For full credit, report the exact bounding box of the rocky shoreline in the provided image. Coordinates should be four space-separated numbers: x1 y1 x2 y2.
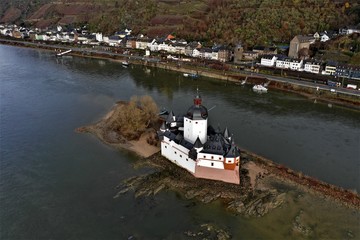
76 101 360 217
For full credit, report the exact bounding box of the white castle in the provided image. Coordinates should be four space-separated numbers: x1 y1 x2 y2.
158 91 240 184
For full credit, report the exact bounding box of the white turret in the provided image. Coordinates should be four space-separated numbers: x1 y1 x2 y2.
183 92 208 144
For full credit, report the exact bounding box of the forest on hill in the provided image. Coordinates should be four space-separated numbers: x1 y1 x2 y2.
1 0 359 48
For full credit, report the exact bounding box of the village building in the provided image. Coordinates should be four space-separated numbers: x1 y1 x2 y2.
276 56 291 69
217 47 231 62
289 59 304 71
304 61 322 74
288 35 315 59
242 51 258 61
252 46 277 56
233 44 244 64
323 62 337 75
336 64 360 80
339 25 360 35
260 55 278 67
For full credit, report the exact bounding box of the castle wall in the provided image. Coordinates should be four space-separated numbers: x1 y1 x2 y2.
197 158 224 169
161 138 196 173
194 165 240 185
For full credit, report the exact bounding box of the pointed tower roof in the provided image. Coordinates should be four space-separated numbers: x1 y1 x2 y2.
223 127 230 139
175 133 183 142
160 122 166 131
193 137 203 149
225 138 240 158
166 111 175 123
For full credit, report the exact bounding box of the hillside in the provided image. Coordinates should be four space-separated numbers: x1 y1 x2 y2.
1 0 359 47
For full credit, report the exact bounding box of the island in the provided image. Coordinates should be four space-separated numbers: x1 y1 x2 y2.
76 94 359 237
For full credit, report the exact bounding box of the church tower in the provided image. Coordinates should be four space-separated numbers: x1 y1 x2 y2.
183 91 208 144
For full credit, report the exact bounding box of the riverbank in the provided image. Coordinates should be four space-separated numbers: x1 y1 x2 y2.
1 38 359 110
76 101 360 214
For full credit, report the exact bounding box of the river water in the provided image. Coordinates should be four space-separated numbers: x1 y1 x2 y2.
0 45 359 239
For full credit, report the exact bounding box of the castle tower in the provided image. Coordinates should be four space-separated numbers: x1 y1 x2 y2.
184 91 208 144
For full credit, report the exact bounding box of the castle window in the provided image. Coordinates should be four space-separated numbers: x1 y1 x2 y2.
165 146 167 148
175 151 177 154
211 162 214 166
195 122 198 124
203 155 206 159
219 157 222 160
186 158 188 161
211 156 214 159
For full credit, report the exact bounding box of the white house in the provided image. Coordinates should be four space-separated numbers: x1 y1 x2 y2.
304 61 321 74
95 33 103 42
200 48 212 59
174 42 186 55
320 33 330 42
313 32 320 40
136 37 150 50
260 55 278 67
339 26 360 35
276 57 291 69
107 35 122 46
289 59 303 71
211 50 219 61
192 48 201 58
323 63 337 75
149 39 159 52
158 41 171 52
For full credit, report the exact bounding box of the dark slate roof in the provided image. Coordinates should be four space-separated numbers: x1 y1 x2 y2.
291 59 302 63
164 130 177 140
163 130 193 150
326 61 338 67
262 55 276 59
193 137 203 148
186 105 208 120
295 35 315 43
304 60 322 65
201 133 228 155
225 141 241 158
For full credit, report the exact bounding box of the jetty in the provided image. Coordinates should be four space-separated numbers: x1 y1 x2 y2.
56 49 72 57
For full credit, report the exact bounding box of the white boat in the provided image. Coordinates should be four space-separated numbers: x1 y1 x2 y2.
253 84 268 93
122 61 129 67
183 73 189 77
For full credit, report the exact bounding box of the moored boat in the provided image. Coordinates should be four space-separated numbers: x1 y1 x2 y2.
253 84 268 93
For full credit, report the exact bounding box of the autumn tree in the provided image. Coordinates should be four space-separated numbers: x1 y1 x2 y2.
108 95 159 140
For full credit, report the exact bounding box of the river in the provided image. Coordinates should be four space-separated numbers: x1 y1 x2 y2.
0 45 359 239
